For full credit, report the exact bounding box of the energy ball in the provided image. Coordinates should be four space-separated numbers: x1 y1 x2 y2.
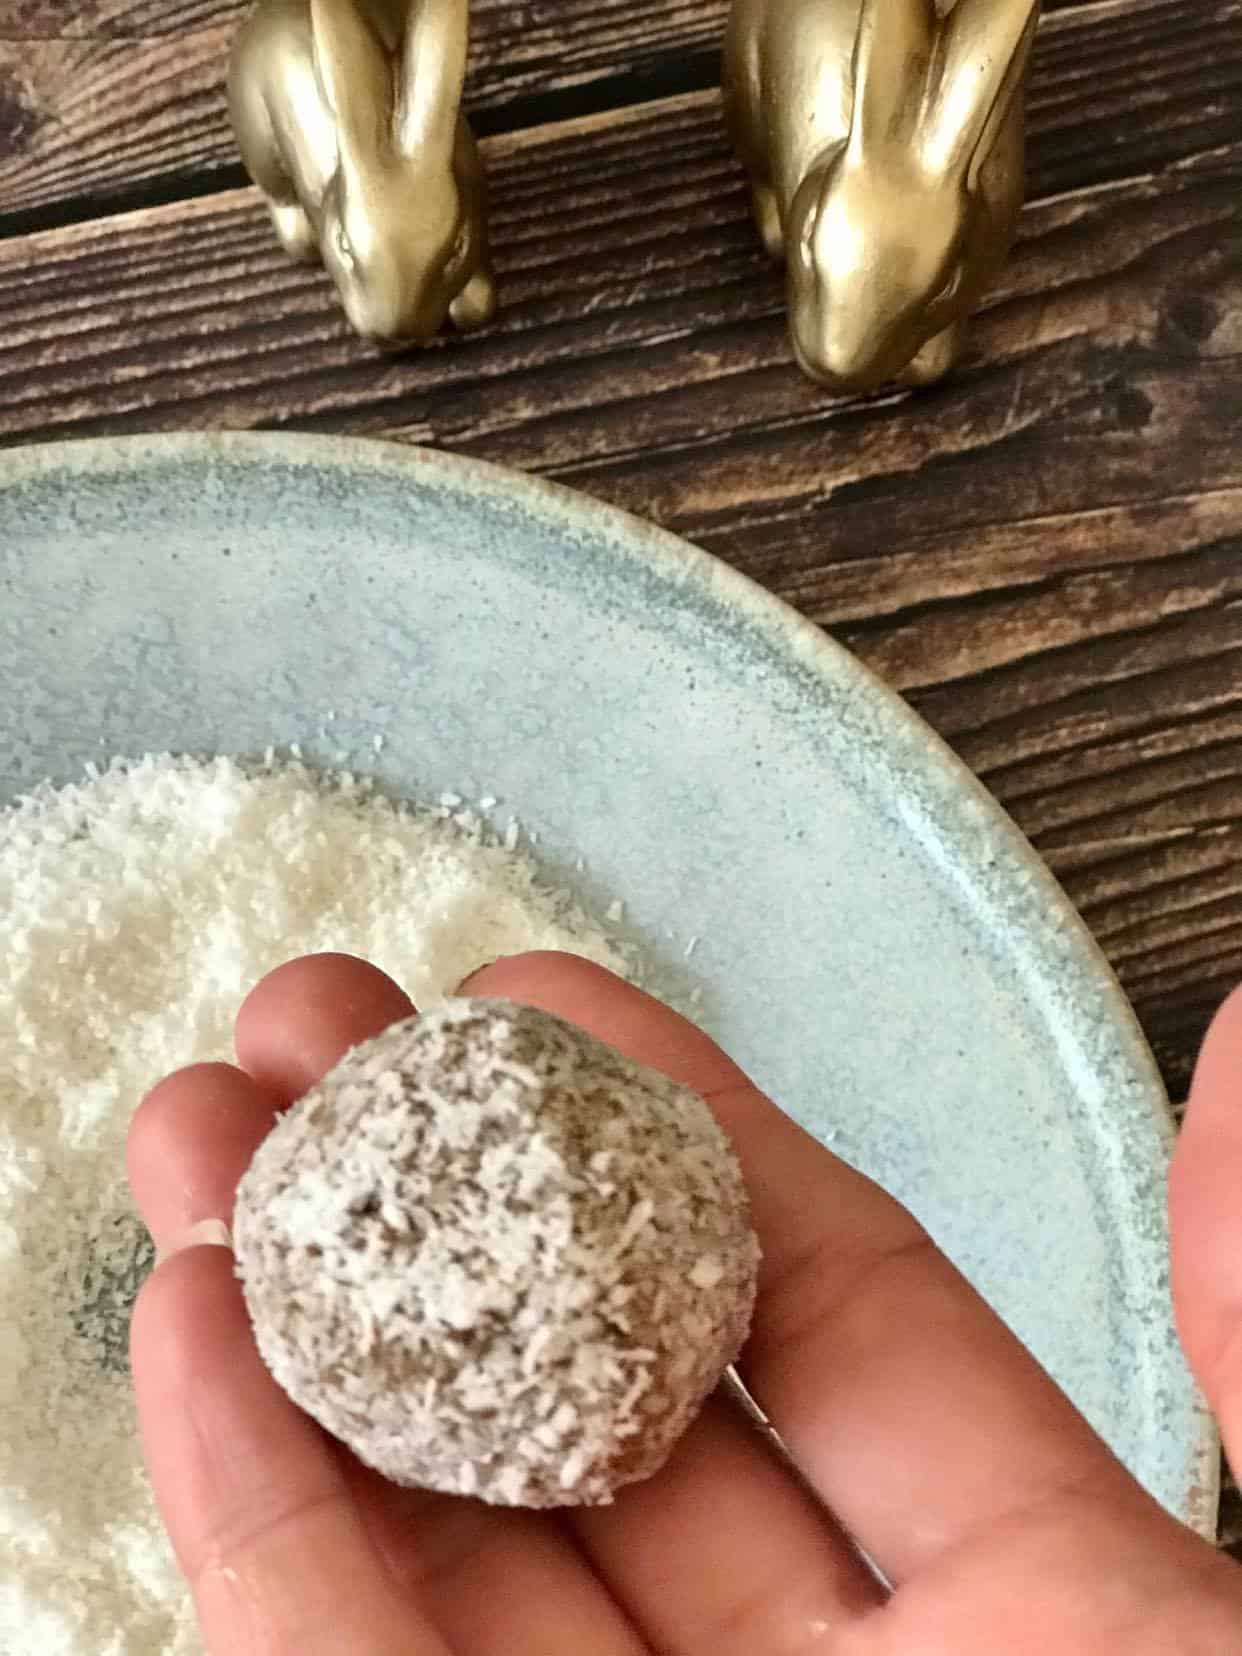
233 997 760 1506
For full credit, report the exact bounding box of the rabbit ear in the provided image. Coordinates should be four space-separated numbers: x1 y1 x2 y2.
395 0 469 163
848 0 937 155
922 0 1040 184
311 0 394 158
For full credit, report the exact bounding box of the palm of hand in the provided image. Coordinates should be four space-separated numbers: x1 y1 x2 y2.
129 953 1242 1655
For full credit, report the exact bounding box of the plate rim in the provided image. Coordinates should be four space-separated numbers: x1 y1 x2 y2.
2 429 1220 1536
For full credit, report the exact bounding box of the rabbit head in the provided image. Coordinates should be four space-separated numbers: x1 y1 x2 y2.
311 0 479 341
787 0 1039 391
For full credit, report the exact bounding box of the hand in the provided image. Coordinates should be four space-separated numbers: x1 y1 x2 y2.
128 952 1242 1655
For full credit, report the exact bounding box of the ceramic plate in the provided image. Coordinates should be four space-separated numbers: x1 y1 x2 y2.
0 432 1216 1536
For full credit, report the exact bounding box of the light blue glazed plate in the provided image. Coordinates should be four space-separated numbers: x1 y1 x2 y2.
0 431 1216 1536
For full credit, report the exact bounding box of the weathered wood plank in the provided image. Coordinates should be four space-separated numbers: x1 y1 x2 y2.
0 0 711 218
1 0 1237 219
0 0 1115 37
4 0 226 30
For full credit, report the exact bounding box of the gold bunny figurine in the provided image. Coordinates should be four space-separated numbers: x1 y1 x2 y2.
228 0 495 343
724 0 1041 391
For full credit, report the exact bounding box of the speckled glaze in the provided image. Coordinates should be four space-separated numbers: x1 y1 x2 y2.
0 432 1217 1537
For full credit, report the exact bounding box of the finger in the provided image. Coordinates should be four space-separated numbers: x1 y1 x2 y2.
574 1393 883 1655
1170 982 1242 1468
230 954 649 1656
346 1472 651 1656
131 982 445 1654
128 1061 281 1244
464 953 1149 1585
127 952 416 1246
234 951 413 1100
241 956 880 1649
444 951 883 1652
131 1246 446 1656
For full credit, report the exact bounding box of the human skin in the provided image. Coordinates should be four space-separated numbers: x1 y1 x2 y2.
128 952 1242 1655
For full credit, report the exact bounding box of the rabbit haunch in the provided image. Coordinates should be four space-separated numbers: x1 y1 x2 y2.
234 1000 761 1507
725 0 1041 390
229 0 496 342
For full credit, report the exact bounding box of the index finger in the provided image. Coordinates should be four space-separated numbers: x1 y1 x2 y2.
129 967 450 1656
463 952 1151 1583
131 955 651 1656
132 1249 446 1656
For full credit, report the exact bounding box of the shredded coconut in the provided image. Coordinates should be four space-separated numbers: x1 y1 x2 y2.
234 1001 758 1508
0 752 632 1655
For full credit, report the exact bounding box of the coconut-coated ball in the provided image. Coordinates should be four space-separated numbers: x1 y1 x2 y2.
233 998 760 1506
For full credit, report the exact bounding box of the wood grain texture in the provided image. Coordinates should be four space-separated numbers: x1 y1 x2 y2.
3 0 1235 218
3 0 228 31
0 0 1112 35
0 0 714 218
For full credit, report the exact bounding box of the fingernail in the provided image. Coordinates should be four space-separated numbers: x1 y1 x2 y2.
155 1218 233 1267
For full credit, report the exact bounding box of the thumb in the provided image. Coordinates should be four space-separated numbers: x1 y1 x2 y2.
1169 983 1242 1472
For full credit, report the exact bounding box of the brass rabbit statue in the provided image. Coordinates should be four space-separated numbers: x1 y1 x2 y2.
228 0 495 343
724 0 1041 391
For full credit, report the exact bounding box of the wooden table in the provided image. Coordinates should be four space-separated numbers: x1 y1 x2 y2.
2 0 1239 1552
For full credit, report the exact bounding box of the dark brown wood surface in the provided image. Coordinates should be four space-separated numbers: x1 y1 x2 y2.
1 0 1225 220
1 0 1240 1555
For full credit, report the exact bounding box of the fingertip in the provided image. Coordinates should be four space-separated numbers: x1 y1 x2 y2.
130 1244 327 1562
236 952 415 1102
128 1062 213 1196
459 951 745 1096
128 1062 275 1248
